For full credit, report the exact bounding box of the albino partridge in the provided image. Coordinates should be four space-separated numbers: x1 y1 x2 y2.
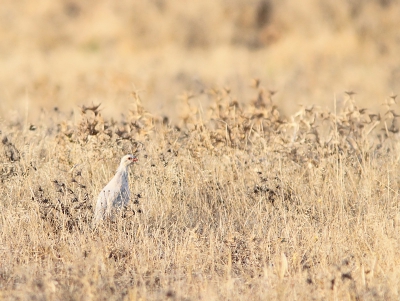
93 154 138 223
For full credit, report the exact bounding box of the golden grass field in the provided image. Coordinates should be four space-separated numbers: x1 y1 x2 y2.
1 1 400 300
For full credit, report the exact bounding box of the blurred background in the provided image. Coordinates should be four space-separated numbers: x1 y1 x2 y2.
0 0 399 121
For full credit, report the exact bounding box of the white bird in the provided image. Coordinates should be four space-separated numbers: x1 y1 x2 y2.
93 154 138 223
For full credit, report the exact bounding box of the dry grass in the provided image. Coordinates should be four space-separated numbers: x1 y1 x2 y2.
1 1 400 300
1 86 400 300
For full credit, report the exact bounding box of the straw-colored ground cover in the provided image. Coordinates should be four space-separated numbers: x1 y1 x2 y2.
1 89 400 300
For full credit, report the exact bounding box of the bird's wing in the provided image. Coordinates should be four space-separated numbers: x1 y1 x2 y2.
94 178 121 215
93 172 130 222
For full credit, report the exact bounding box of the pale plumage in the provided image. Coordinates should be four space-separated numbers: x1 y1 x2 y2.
93 154 138 223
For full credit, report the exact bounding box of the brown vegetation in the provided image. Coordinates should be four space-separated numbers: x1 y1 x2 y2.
1 1 400 300
1 85 400 300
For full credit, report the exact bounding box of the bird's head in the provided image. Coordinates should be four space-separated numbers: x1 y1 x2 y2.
120 154 138 168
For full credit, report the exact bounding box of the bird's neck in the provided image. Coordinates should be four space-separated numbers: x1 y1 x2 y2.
116 166 129 179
